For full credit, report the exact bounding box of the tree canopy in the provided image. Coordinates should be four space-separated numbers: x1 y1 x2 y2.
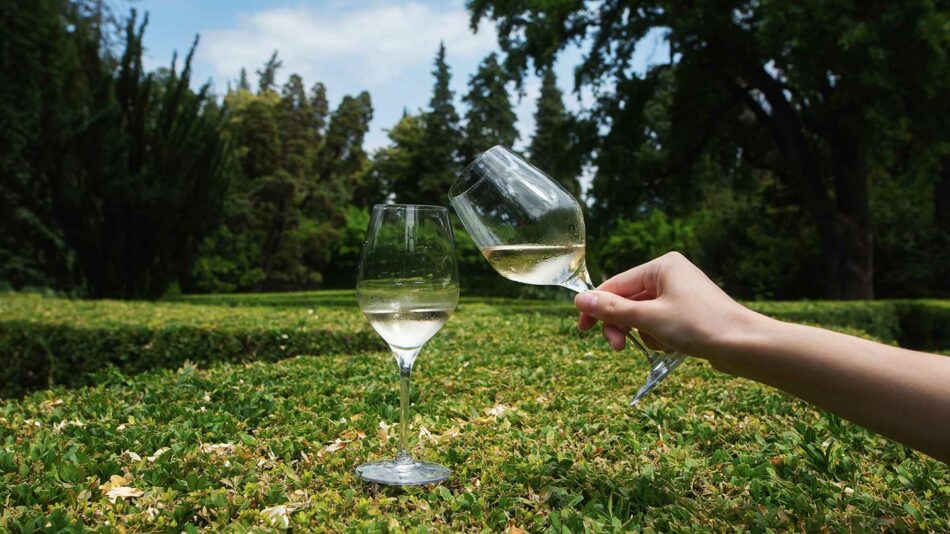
470 0 950 298
2 1 946 300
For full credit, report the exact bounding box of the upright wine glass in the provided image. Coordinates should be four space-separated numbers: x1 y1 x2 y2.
449 146 684 406
355 204 459 486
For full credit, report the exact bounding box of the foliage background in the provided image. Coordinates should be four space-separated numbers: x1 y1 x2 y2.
1 0 948 300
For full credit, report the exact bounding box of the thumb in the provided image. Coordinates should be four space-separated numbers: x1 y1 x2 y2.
574 290 645 329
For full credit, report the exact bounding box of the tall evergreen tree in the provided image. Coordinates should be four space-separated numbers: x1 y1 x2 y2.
414 42 463 205
237 98 281 180
376 112 427 204
309 82 329 140
1 6 234 298
320 92 374 205
462 53 518 162
256 50 282 94
237 67 250 91
528 69 583 197
279 74 314 177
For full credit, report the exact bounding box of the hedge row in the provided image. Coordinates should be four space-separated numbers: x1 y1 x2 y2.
0 294 383 398
180 290 949 350
749 300 950 350
1 293 947 398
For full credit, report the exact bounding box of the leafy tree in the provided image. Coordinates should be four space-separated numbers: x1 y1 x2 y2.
528 69 585 197
470 0 950 298
462 53 518 162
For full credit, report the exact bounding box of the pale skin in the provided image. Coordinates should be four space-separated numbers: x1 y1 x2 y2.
575 251 950 463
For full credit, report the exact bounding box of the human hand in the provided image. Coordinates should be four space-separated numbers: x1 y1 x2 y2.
575 252 760 360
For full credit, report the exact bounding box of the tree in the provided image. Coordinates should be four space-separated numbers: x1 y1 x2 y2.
236 97 281 180
319 91 374 205
528 69 584 197
374 112 427 203
237 67 250 91
0 5 234 298
279 74 315 177
195 76 347 293
309 82 329 138
256 50 282 94
0 0 79 290
414 42 463 205
462 53 518 162
470 0 950 299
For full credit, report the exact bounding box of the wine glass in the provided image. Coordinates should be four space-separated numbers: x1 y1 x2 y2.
355 204 459 485
448 146 684 406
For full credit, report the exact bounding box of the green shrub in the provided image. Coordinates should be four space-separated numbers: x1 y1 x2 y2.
748 300 950 351
0 294 382 398
177 291 949 350
2 293 946 401
597 212 696 277
895 300 950 351
748 301 902 345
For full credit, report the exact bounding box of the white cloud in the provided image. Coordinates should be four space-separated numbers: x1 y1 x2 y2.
199 2 497 88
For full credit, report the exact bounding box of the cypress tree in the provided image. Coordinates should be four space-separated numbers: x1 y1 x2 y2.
462 53 518 162
528 69 582 197
256 51 282 94
415 42 462 205
237 67 250 91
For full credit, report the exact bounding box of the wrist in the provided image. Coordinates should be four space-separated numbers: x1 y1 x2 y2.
702 305 778 370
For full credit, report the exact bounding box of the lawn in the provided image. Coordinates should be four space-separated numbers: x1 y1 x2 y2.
0 292 948 531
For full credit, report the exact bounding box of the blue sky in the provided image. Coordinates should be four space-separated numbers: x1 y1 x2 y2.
135 0 668 155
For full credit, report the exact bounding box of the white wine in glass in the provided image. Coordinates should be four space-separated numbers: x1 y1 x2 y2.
355 205 459 486
480 244 586 286
449 146 685 405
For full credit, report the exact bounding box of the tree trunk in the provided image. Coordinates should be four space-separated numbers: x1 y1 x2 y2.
732 63 874 299
831 132 874 299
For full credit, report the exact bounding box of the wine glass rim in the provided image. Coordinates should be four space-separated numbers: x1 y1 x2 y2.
449 145 511 200
373 203 449 212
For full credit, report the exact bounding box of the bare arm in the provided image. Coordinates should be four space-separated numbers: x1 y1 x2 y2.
575 252 950 462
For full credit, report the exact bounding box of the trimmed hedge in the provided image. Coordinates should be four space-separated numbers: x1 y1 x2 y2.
0 294 383 398
748 301 903 345
895 300 950 351
181 291 949 350
1 293 947 399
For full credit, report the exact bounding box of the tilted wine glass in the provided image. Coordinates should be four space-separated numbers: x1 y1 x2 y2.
355 204 459 485
448 146 684 405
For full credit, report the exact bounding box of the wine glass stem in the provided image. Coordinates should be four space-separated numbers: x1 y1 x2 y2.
397 366 412 463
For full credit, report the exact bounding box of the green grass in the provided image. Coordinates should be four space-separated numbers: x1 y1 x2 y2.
0 293 948 531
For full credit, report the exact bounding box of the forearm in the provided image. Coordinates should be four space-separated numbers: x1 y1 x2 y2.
707 312 950 462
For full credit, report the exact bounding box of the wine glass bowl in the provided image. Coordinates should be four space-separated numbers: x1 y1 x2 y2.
355 204 459 486
449 146 685 405
449 146 592 293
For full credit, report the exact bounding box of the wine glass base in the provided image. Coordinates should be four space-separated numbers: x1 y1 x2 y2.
630 353 686 406
356 458 451 486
